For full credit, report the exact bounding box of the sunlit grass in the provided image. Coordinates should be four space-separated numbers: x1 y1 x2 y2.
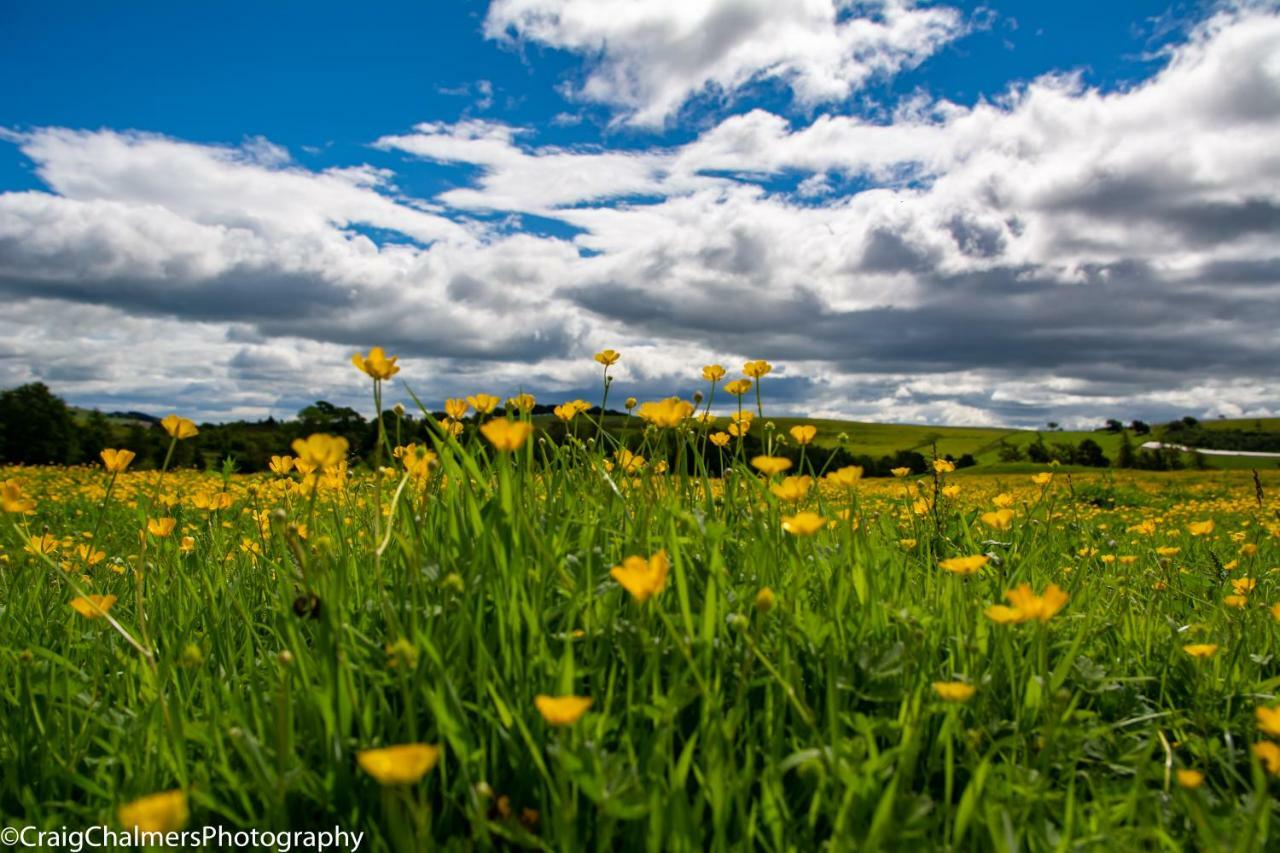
2 349 1279 850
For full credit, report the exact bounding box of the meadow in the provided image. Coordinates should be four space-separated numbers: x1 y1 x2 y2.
2 349 1279 851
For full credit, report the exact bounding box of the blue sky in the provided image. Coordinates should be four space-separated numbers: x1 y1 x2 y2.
0 1 1277 426
1 2 1186 175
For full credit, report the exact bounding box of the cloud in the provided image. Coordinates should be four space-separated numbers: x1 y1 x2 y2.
1 5 1279 428
483 0 966 126
0 130 593 367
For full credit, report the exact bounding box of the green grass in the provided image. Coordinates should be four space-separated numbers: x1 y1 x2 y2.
2 409 1280 850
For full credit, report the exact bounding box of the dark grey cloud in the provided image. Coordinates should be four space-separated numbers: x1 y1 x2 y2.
565 257 1280 393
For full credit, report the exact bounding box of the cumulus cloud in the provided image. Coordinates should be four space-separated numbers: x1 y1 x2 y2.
483 0 966 126
1 5 1279 427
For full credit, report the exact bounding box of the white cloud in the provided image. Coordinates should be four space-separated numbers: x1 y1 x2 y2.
484 0 966 126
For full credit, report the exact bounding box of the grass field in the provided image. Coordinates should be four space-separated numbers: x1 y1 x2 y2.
3 356 1280 850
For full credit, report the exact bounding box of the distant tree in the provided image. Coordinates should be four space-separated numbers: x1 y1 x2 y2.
1129 420 1151 435
1027 435 1050 463
1104 419 1124 433
1074 439 1109 468
956 453 977 469
0 383 78 464
997 442 1025 462
298 401 365 430
1116 431 1135 469
1046 422 1060 431
76 410 115 464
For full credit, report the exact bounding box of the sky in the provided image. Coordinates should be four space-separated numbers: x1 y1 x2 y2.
1 0 1278 427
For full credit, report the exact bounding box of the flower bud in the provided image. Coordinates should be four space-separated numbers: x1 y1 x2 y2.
754 587 776 613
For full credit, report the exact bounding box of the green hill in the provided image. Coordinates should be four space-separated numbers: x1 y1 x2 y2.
565 413 1280 472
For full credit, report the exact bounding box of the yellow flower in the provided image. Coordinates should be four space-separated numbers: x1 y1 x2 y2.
985 583 1068 624
1241 543 1259 557
99 448 136 473
1272 602 1280 621
467 394 500 415
709 431 731 448
268 454 294 475
1176 769 1204 789
702 364 726 382
179 536 195 553
191 491 232 511
445 398 471 420
70 594 116 619
610 551 669 603
535 695 593 726
1183 643 1219 659
398 445 435 481
939 555 988 576
25 533 58 555
1155 546 1181 557
1256 706 1280 738
147 517 176 538
160 414 198 440
751 456 792 476
980 508 1015 530
357 744 441 785
1031 472 1053 486
942 484 961 498
1253 741 1280 775
594 349 620 366
1005 583 1069 622
507 393 536 413
781 512 826 536
743 360 772 378
724 378 752 396
624 396 638 410
480 419 533 452
984 605 1022 624
553 400 591 422
1 480 36 514
770 475 812 502
637 398 694 428
932 682 976 703
754 587 776 613
933 459 955 474
1224 594 1248 609
789 425 817 445
117 789 189 833
993 492 1015 508
826 466 863 489
385 637 419 669
612 449 645 474
351 346 400 380
291 434 349 470
439 418 464 437
1188 520 1215 536
75 544 105 566
891 467 911 478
